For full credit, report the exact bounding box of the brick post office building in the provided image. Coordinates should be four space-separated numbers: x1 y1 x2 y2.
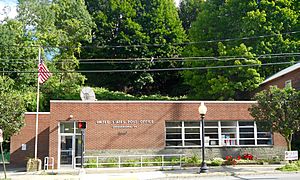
10 101 287 168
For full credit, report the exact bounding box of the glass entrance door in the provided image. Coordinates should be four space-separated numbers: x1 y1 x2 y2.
59 122 82 167
60 135 73 165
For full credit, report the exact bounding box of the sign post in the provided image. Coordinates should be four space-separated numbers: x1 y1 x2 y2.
0 129 7 179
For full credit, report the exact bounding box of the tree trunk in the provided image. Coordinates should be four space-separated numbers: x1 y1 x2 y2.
285 134 293 151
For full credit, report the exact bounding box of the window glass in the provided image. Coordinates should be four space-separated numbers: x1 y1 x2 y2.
239 121 254 126
240 128 254 133
166 134 181 139
185 128 200 133
205 128 218 133
258 140 272 145
205 122 218 126
185 134 200 139
166 141 182 146
166 128 181 133
221 121 236 126
285 80 292 88
240 140 255 145
165 120 272 147
166 121 181 127
60 122 74 133
184 121 200 127
239 133 254 138
257 132 272 138
185 140 201 146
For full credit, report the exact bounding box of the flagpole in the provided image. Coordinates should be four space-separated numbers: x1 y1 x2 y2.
34 46 41 160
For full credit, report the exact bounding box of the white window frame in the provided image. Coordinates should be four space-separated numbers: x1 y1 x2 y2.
285 80 292 88
165 120 272 148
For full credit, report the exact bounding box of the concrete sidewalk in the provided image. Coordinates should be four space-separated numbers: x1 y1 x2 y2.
0 164 295 180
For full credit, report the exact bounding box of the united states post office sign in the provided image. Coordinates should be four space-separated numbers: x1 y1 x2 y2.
285 151 298 160
96 120 154 129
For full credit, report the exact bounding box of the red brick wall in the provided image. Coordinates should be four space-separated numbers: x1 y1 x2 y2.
49 101 254 153
260 68 300 90
48 101 286 167
10 113 50 167
10 101 287 168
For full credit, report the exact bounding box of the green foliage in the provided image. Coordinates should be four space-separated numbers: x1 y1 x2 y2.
277 160 300 171
183 154 201 166
182 0 299 100
210 158 224 166
0 151 10 163
122 159 140 167
81 0 187 96
179 0 205 32
84 159 97 168
0 19 37 87
249 87 300 151
93 87 185 101
1 0 95 111
102 158 118 168
0 76 26 140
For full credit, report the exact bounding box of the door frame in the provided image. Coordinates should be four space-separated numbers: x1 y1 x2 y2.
58 121 80 168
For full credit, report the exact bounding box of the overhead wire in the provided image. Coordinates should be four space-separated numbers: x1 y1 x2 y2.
0 31 299 49
1 61 298 74
0 52 299 64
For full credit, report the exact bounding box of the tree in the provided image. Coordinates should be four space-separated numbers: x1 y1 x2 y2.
183 0 299 100
9 0 95 111
0 76 26 140
178 0 204 32
249 87 300 151
0 19 37 88
81 0 187 96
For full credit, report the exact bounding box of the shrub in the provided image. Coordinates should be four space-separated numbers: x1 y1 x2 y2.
225 156 238 165
210 158 223 166
102 158 118 168
123 159 139 167
277 161 300 171
85 159 97 168
183 154 201 166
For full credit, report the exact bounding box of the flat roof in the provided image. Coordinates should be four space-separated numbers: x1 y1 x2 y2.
25 112 50 115
261 62 300 85
50 100 257 104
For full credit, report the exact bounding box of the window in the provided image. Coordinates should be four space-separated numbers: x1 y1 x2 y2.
165 121 272 147
285 80 292 88
166 121 201 147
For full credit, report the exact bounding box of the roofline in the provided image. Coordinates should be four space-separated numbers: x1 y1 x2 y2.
25 112 50 115
50 100 257 104
261 62 300 85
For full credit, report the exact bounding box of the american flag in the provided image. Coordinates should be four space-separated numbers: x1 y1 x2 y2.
38 60 52 84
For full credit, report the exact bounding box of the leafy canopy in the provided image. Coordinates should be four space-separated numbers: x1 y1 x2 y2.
0 76 26 139
81 0 187 96
182 0 299 100
249 87 300 151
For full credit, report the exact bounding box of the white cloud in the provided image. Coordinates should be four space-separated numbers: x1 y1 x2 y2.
175 0 181 7
0 0 18 21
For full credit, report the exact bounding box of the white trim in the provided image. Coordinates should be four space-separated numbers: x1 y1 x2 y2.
261 62 300 85
50 100 257 104
25 112 50 115
166 120 272 147
57 122 61 169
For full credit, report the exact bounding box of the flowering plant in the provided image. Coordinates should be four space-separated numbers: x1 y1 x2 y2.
243 153 254 160
225 155 237 165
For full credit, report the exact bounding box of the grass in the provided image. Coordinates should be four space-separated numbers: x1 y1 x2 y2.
276 160 300 171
